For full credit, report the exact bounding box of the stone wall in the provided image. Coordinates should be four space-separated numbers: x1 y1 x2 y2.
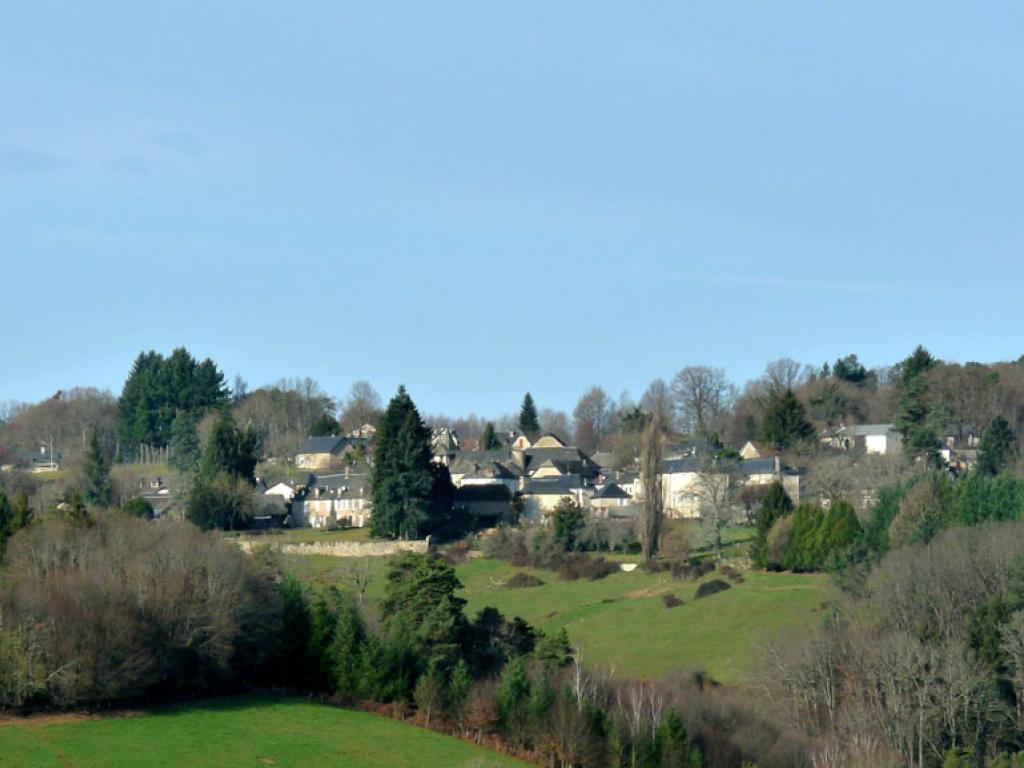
234 538 429 558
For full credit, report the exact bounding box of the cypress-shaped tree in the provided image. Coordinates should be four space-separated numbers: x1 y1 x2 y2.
751 481 793 568
518 393 540 438
82 430 113 507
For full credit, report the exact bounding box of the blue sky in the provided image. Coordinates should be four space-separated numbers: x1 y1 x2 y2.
2 2 1022 416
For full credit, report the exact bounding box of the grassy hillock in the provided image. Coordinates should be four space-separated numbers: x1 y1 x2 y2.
0 696 526 768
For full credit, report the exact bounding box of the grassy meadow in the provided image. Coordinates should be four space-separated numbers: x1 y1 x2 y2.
279 545 834 684
0 697 526 768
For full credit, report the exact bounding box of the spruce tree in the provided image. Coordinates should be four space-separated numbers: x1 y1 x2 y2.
518 392 540 438
83 431 113 507
370 387 441 539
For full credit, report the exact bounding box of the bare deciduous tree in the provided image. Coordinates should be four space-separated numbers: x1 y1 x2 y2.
670 365 735 439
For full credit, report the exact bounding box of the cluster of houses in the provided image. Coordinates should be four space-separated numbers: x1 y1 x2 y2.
270 427 808 530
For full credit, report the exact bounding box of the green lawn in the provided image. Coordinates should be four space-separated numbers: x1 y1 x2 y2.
456 559 832 683
0 696 525 768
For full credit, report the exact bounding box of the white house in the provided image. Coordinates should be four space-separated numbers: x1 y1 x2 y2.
828 424 902 455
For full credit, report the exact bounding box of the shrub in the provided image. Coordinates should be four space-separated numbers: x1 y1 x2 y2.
506 573 545 589
695 579 732 599
556 554 618 581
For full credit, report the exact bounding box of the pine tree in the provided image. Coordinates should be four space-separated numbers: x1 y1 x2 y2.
518 392 540 438
83 430 113 507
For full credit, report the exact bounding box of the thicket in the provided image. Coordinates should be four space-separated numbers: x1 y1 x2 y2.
482 526 618 581
762 522 1024 766
755 492 861 573
0 516 280 709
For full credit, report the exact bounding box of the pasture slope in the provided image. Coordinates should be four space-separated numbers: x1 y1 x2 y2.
0 696 526 768
456 559 833 683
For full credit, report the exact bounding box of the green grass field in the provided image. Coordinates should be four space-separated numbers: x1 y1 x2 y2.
279 549 833 684
456 559 833 683
0 696 525 768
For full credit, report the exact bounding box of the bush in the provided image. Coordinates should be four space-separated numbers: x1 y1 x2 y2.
695 579 732 599
662 594 684 608
505 573 545 589
556 554 618 581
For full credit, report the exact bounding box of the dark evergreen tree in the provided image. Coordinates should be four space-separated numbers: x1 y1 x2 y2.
308 593 338 692
331 597 367 698
198 410 259 483
978 415 1016 476
168 410 201 473
761 389 814 449
116 347 228 456
121 497 154 519
370 387 441 539
751 481 793 568
481 421 500 450
82 430 113 507
185 472 254 530
0 490 12 555
309 413 341 437
893 345 940 460
552 497 586 551
518 392 540 438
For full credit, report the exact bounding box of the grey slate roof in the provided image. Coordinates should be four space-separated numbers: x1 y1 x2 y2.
522 474 586 495
594 483 631 500
297 436 354 455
